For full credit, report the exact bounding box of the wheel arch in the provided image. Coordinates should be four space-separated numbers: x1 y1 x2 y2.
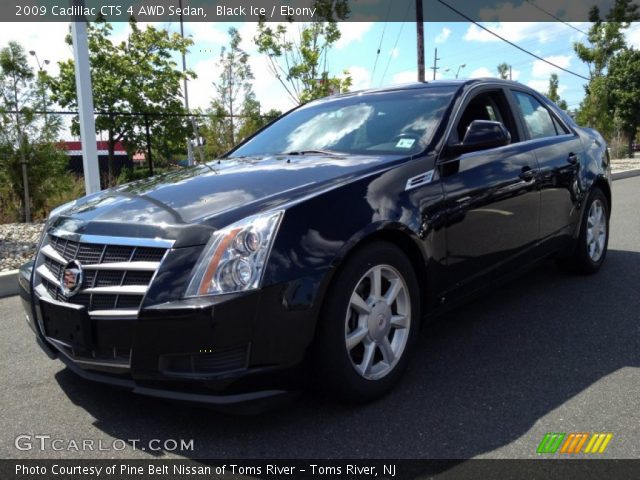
593 176 612 211
323 225 431 322
572 175 612 240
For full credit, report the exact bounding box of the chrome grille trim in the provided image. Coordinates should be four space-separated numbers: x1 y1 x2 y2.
81 285 148 295
80 261 160 271
36 264 62 288
34 231 172 319
49 229 175 248
89 310 138 319
40 244 67 264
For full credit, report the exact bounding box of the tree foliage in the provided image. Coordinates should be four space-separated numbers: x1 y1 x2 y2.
574 0 639 78
546 73 568 110
574 0 639 136
51 19 195 185
0 41 72 221
212 27 253 147
607 48 640 157
203 28 281 158
496 62 511 80
255 0 352 104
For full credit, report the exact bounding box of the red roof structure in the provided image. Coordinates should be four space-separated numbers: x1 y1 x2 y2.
58 141 128 156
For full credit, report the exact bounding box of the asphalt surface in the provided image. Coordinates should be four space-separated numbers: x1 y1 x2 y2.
1 177 639 461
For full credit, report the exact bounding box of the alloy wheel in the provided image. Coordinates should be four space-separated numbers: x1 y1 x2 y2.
586 198 607 262
344 264 411 381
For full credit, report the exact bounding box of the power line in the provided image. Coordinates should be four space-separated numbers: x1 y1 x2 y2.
371 0 394 83
524 0 589 36
436 0 590 81
379 0 413 86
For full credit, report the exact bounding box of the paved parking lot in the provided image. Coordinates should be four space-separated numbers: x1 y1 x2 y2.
1 177 639 460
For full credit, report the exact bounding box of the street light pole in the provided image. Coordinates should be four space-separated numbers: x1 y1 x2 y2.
178 1 193 166
178 0 203 165
456 63 466 79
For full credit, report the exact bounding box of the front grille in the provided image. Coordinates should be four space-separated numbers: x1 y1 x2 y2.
35 232 170 317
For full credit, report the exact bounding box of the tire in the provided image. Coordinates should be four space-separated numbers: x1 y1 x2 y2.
314 241 421 402
558 187 609 274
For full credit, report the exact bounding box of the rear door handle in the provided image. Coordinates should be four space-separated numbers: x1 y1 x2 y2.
519 167 537 181
568 153 578 165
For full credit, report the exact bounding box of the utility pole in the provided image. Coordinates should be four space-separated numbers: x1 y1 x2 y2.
431 48 440 80
509 65 512 80
416 0 425 82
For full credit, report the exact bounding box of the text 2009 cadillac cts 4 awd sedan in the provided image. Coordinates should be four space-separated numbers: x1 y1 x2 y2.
19 79 611 407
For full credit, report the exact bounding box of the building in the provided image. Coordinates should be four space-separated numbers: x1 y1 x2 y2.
58 141 133 179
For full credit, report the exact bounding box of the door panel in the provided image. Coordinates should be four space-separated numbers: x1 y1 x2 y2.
532 135 583 248
440 143 539 294
509 89 583 251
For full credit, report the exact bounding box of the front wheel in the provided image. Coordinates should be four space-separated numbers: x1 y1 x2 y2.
315 241 420 402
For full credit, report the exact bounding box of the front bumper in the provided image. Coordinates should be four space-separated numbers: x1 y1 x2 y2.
20 261 328 410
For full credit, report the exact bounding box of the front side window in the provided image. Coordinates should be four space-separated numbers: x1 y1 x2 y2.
512 91 558 140
229 87 456 157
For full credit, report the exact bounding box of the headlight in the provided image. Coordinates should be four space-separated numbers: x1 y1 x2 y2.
185 210 284 297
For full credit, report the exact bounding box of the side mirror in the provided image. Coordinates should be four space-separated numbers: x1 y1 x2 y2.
449 120 511 155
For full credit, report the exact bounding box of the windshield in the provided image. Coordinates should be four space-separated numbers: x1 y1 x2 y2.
229 87 456 157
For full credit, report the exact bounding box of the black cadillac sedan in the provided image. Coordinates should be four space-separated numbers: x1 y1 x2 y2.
19 79 611 407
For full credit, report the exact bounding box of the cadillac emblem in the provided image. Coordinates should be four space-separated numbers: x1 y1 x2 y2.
61 260 83 297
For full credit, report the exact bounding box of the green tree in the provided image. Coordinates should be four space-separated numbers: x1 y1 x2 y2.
213 27 253 147
496 62 511 80
607 48 640 158
546 73 568 110
203 28 281 158
0 41 70 222
255 0 352 104
574 0 639 134
51 19 195 185
237 93 281 142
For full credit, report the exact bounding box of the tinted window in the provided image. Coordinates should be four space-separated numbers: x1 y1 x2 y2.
513 91 557 140
230 87 456 157
456 90 517 141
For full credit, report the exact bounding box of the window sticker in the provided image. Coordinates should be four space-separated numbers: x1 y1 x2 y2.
396 138 415 149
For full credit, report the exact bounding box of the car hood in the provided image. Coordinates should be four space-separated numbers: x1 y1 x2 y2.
58 154 406 227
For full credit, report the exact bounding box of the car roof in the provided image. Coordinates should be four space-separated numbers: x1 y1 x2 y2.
330 78 527 98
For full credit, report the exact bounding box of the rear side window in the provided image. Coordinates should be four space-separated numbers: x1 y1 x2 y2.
512 91 557 140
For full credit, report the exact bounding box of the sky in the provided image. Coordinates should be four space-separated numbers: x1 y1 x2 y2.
2 19 640 138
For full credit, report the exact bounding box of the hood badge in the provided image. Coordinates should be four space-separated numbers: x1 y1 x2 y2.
61 260 84 297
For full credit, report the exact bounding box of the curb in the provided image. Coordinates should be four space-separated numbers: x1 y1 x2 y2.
0 269 19 298
612 169 640 181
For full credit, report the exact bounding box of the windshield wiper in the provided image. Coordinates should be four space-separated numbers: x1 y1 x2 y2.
283 149 344 157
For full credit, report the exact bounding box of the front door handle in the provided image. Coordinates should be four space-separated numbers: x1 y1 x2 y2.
519 167 537 181
568 153 578 165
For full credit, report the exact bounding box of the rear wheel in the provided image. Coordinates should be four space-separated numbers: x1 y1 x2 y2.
315 241 420 402
559 187 609 274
